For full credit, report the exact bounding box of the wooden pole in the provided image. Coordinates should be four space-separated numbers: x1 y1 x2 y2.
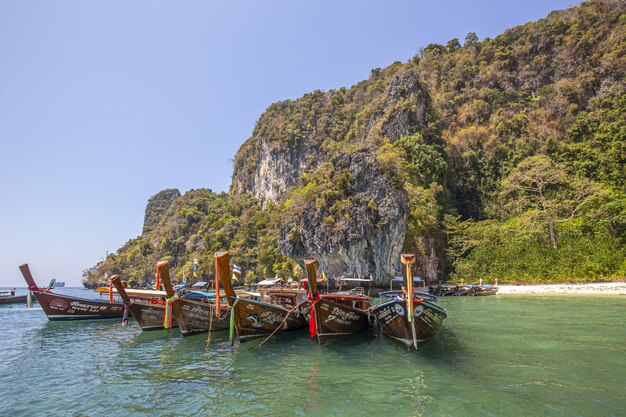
304 259 318 299
401 254 418 350
215 252 234 305
111 275 130 304
159 261 185 331
215 251 239 345
18 264 37 288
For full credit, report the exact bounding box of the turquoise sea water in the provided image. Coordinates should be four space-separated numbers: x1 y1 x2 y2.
1 288 624 416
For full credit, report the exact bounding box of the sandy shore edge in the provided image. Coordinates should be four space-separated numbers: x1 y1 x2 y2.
496 282 626 295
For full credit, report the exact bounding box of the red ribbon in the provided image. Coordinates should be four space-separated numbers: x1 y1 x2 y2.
306 292 321 338
28 283 51 293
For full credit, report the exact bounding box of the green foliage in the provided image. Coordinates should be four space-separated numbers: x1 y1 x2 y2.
85 190 297 287
394 133 449 188
449 217 626 283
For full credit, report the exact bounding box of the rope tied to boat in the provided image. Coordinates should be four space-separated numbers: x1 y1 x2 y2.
306 292 321 338
28 283 52 294
163 294 179 329
229 297 239 346
256 300 306 349
205 303 215 345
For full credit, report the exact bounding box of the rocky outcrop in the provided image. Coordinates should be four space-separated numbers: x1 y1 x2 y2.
231 65 429 206
231 63 429 284
230 63 433 284
279 150 410 281
142 188 181 234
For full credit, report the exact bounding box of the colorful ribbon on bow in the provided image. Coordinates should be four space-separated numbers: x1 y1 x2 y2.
122 304 129 326
163 294 178 329
109 282 114 304
28 283 52 293
306 292 321 338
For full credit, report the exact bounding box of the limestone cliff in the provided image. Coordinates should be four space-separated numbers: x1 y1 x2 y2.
231 63 437 283
142 188 181 234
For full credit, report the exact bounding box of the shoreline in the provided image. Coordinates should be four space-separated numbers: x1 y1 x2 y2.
496 282 626 295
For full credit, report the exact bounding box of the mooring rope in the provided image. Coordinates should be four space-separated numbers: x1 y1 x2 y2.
204 303 213 344
255 300 306 349
229 297 240 346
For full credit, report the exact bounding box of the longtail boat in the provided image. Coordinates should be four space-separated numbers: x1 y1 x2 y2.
301 259 371 342
160 260 230 337
371 254 447 350
110 275 176 330
0 289 27 304
19 264 124 320
218 251 306 343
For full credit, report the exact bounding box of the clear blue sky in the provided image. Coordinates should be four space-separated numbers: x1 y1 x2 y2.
0 0 575 286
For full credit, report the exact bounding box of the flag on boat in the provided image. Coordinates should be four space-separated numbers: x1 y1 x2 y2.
193 258 198 278
232 264 241 282
322 271 327 281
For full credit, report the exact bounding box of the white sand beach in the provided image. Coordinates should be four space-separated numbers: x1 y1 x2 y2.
497 282 626 295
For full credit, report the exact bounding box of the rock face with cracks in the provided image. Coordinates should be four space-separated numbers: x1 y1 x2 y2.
231 64 432 284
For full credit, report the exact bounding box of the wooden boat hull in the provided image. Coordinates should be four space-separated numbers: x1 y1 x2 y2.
0 295 27 304
301 297 370 341
177 298 229 336
372 298 446 349
126 300 178 330
232 298 306 341
32 291 124 320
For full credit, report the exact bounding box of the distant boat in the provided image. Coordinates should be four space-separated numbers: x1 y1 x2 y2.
0 289 26 305
52 281 65 288
19 264 125 321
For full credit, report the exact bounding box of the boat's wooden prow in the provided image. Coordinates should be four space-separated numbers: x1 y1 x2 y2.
19 264 37 289
111 275 130 303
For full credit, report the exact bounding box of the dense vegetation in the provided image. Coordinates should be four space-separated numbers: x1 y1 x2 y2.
421 0 626 282
83 190 298 287
85 0 625 287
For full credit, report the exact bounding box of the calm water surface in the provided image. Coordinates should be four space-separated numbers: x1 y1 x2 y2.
1 288 624 416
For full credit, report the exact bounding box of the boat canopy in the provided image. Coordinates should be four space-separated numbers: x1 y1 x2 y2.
192 281 208 288
391 276 422 282
95 287 168 298
257 277 284 286
336 277 374 282
182 290 216 300
379 290 437 302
